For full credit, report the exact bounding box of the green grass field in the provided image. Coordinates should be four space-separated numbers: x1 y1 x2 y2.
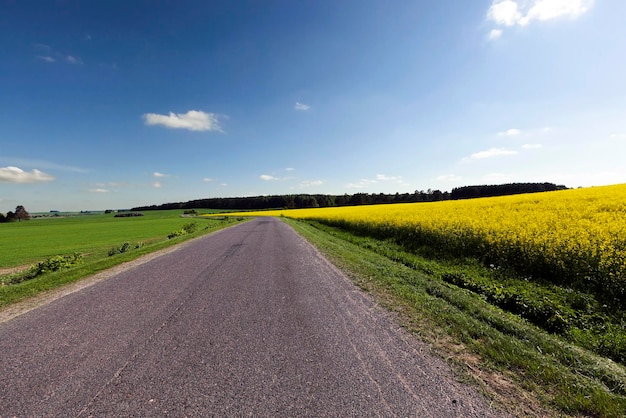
1 210 226 268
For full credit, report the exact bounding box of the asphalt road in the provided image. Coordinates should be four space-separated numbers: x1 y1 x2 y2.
0 217 502 417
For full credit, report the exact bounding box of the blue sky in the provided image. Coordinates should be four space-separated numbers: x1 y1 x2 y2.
1 0 625 212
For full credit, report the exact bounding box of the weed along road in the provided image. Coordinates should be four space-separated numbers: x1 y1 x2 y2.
0 217 500 417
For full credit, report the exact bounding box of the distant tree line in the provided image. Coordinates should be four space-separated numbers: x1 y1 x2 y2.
131 182 566 212
450 182 567 200
0 205 31 223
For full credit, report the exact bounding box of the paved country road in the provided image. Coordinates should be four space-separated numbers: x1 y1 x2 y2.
0 217 503 417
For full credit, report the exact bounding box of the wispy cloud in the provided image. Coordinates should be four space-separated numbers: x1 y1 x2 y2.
489 29 503 40
487 0 594 38
33 43 83 65
66 55 83 64
88 188 110 193
203 177 216 182
259 168 296 181
347 174 408 189
375 174 403 182
152 182 162 188
498 128 522 137
143 110 223 132
346 179 377 189
295 102 311 111
0 166 55 183
37 56 55 63
522 143 543 149
153 172 169 178
469 148 518 159
0 158 87 173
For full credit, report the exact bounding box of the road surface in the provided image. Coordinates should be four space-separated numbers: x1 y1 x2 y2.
0 217 502 417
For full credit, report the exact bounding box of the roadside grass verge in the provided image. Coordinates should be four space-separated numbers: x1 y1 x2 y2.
1 213 248 309
284 218 626 417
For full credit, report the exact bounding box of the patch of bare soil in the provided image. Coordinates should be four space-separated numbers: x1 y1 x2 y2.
0 264 32 276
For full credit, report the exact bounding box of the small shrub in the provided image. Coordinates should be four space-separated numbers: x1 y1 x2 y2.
108 242 131 256
114 212 144 218
32 253 83 275
167 229 187 239
2 253 85 285
182 222 198 233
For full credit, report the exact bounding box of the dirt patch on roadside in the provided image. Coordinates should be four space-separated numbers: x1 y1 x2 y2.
0 264 32 276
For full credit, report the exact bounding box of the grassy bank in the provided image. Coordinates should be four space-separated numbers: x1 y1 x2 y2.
284 218 626 417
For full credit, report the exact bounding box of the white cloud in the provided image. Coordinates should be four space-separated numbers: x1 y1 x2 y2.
376 174 401 181
153 182 162 188
347 174 408 189
37 56 55 63
260 174 279 181
489 29 503 40
295 102 310 111
203 177 216 182
143 110 223 132
487 0 593 28
88 188 110 193
522 143 543 149
524 0 593 24
285 167 295 171
66 55 83 64
0 158 86 173
469 148 518 159
498 128 522 136
0 166 55 183
347 179 377 189
488 0 522 26
153 172 169 178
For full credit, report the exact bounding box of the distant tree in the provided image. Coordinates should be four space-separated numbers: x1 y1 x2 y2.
0 213 5 223
14 205 31 222
5 211 15 222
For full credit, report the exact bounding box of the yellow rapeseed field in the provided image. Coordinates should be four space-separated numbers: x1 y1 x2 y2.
220 184 626 301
